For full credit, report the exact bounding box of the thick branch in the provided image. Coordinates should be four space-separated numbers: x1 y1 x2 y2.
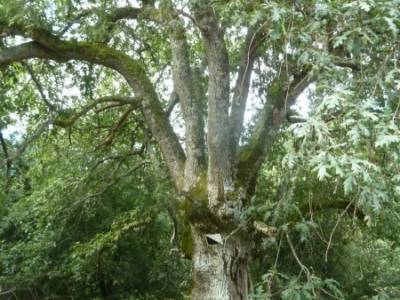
95 3 206 175
108 7 143 22
94 102 126 113
230 26 265 162
238 69 312 195
102 5 159 24
0 28 186 187
194 4 232 207
167 8 206 191
0 41 51 65
100 6 156 43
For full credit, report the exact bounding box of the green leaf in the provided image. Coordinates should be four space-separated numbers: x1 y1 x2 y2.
344 175 356 195
375 134 400 148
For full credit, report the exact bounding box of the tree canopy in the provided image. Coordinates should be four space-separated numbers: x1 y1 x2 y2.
0 0 399 299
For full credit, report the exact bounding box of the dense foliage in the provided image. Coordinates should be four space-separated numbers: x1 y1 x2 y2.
0 124 190 299
0 0 399 299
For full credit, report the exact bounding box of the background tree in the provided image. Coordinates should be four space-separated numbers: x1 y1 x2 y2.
0 0 399 299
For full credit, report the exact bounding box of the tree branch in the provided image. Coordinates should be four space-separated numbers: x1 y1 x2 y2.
95 106 135 149
94 102 127 114
53 96 139 128
0 26 186 188
230 25 265 163
237 68 312 195
57 10 92 37
21 62 57 112
3 96 140 164
107 6 144 22
0 41 51 65
9 120 53 163
302 200 364 220
0 129 11 178
332 58 361 71
193 3 232 207
165 90 179 116
167 6 206 191
86 160 151 199
57 5 159 38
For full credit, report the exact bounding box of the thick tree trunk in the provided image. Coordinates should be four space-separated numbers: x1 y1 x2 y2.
191 227 250 300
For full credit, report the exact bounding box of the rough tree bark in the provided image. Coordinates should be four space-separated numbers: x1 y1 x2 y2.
0 2 313 299
191 227 250 300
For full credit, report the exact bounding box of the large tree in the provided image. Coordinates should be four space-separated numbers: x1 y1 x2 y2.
0 0 399 299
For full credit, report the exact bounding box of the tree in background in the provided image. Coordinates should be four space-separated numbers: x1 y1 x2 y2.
0 0 399 299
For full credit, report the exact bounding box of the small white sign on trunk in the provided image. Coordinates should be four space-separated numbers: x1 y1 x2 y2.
205 233 223 245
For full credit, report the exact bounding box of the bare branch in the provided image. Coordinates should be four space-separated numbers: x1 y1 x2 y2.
9 120 53 163
57 5 159 38
21 62 57 111
94 102 127 113
95 106 135 149
94 96 139 105
286 232 309 274
253 221 277 237
57 10 92 37
87 160 151 199
302 199 364 221
324 199 355 262
107 6 144 22
332 58 361 71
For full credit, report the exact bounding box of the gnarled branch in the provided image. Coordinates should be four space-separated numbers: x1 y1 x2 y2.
0 25 186 188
